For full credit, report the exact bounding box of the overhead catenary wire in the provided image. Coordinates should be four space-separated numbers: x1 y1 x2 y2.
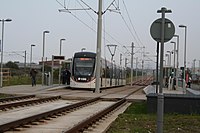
78 0 130 55
103 0 119 14
80 0 97 13
56 0 131 55
57 0 153 68
122 0 144 47
119 1 157 68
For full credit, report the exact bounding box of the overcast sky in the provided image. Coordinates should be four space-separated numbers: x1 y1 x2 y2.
1 0 199 69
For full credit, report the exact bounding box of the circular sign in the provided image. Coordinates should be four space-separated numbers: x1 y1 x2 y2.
150 18 175 42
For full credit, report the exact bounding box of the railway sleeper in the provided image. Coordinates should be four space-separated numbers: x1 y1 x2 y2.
44 117 52 120
51 115 58 118
38 119 47 123
22 125 32 128
31 121 40 125
12 127 24 131
56 113 63 116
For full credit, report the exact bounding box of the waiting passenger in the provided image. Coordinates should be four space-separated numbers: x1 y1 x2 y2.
61 69 67 84
66 69 71 85
30 68 37 86
187 77 192 88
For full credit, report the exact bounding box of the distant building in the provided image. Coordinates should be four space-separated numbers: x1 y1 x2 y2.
39 60 60 69
15 58 72 70
15 62 41 69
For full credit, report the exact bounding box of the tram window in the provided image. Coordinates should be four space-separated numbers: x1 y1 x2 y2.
74 58 95 76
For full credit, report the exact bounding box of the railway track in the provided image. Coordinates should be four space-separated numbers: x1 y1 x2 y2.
0 96 60 111
64 98 126 133
0 95 35 104
131 76 153 86
0 97 100 132
0 85 145 133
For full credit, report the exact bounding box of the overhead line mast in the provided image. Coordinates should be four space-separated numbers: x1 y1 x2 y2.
58 0 120 93
95 0 103 93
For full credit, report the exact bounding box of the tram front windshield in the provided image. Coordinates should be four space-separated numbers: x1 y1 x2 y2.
74 58 95 77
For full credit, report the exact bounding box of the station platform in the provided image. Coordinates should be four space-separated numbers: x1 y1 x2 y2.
1 84 199 102
143 84 200 95
0 85 61 96
0 85 146 101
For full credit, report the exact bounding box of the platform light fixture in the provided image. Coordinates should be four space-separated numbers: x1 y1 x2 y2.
59 38 66 85
0 19 12 88
179 25 187 93
42 30 50 86
30 44 36 69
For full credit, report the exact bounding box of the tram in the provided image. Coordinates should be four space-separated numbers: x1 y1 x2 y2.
70 52 126 89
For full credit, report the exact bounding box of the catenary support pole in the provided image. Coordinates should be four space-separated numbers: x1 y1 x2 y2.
131 42 134 86
95 0 103 93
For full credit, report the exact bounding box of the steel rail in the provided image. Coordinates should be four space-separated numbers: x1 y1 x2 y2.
64 98 126 133
123 86 144 99
0 96 60 110
0 97 101 132
132 76 153 86
0 95 35 103
64 86 143 133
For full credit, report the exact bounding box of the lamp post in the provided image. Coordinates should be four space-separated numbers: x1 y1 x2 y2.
81 48 86 52
167 51 172 66
59 39 65 55
171 41 176 90
170 41 176 72
42 30 50 86
179 25 187 93
59 38 65 85
199 60 200 75
193 59 196 74
174 35 179 89
165 54 169 66
0 19 12 88
30 44 36 69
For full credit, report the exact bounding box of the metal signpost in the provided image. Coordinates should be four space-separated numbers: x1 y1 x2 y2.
150 7 175 133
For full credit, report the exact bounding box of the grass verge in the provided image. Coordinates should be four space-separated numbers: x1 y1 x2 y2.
106 101 200 133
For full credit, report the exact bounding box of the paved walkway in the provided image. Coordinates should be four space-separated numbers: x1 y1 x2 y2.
0 85 147 101
0 85 63 95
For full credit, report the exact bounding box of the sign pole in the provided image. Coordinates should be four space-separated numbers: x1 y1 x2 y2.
150 7 174 133
156 41 159 93
157 7 172 133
